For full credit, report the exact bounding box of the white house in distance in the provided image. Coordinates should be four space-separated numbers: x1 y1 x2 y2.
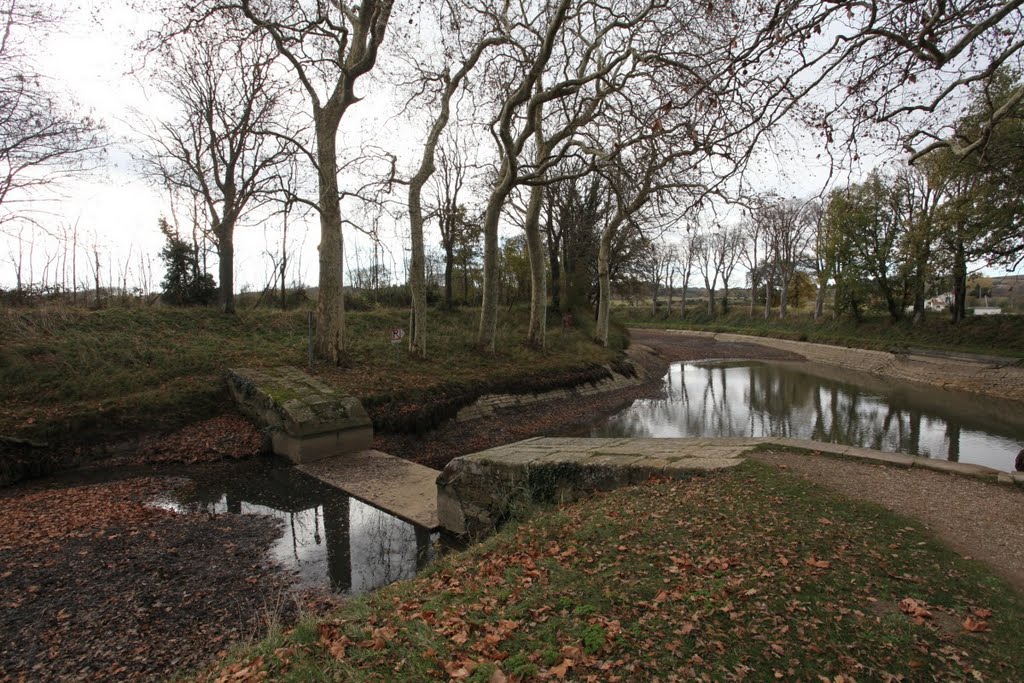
924 293 952 312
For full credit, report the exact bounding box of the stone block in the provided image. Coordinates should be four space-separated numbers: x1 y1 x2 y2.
271 426 373 464
228 366 373 464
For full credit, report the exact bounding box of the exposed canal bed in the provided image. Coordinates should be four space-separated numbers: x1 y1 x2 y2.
153 457 441 594
590 360 1024 472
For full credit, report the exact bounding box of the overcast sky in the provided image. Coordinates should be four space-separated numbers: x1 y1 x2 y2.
1 1 925 293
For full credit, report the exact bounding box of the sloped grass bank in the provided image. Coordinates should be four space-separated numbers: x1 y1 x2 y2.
623 308 1024 359
0 306 620 445
206 461 1023 682
0 305 623 484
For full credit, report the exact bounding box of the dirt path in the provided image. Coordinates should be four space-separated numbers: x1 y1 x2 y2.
750 450 1024 593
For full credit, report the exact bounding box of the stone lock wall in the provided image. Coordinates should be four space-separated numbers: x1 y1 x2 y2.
454 364 647 423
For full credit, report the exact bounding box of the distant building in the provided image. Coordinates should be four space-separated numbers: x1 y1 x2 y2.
924 293 952 312
972 307 1002 316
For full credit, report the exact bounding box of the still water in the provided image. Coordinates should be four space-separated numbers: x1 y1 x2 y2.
591 360 1024 472
156 458 438 594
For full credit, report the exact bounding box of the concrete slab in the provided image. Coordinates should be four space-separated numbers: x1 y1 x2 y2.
841 447 916 467
299 450 441 530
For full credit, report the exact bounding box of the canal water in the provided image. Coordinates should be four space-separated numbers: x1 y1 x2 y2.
153 457 439 595
590 360 1024 472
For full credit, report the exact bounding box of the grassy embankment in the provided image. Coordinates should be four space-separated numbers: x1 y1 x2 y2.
621 306 1024 359
207 460 1024 682
0 305 624 446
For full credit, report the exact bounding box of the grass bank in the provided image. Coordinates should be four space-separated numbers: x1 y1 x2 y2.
621 307 1024 359
0 305 624 447
206 460 1023 682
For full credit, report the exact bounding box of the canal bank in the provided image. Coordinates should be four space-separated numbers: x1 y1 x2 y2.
648 328 1024 403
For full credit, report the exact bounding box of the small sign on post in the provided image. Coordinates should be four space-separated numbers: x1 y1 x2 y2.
389 327 405 363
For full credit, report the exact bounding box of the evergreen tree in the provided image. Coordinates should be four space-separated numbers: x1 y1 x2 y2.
158 218 217 306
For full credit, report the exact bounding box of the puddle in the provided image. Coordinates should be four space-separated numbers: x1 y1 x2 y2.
155 457 440 594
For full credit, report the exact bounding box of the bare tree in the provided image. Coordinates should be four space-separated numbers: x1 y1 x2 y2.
676 232 695 318
397 6 501 357
0 0 103 229
820 1 1024 161
693 231 719 316
139 19 298 314
805 198 831 320
739 214 764 316
428 140 474 310
760 197 811 319
717 227 744 315
473 0 666 351
187 0 395 362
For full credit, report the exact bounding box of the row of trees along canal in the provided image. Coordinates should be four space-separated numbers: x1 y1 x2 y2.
3 1 1024 360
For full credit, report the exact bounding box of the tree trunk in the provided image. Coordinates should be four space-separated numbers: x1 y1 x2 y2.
407 179 429 356
443 244 454 310
779 279 789 319
814 280 826 320
313 108 346 364
951 239 967 324
524 182 547 349
596 227 613 345
546 204 561 312
478 163 513 353
216 221 235 314
280 209 288 310
680 282 688 318
763 280 771 319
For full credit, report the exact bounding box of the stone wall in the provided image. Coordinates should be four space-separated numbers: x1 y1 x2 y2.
454 363 646 422
661 330 1024 403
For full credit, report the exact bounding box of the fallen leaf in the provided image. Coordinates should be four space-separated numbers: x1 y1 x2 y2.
549 658 574 679
898 598 932 621
962 616 990 632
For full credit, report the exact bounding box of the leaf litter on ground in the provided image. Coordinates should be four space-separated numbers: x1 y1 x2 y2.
200 461 1024 682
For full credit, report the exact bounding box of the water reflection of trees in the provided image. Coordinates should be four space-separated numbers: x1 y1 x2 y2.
170 463 435 594
595 362 1022 467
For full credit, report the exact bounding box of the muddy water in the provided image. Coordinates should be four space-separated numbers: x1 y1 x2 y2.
590 360 1024 472
154 457 440 594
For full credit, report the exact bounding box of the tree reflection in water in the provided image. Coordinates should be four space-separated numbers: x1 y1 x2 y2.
592 361 1024 471
166 461 438 594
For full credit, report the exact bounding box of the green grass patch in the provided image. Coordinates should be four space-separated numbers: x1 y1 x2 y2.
203 462 1024 682
621 307 1024 358
0 304 620 443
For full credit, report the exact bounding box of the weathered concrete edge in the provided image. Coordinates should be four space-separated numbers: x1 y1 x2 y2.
650 328 1024 403
747 438 1016 484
